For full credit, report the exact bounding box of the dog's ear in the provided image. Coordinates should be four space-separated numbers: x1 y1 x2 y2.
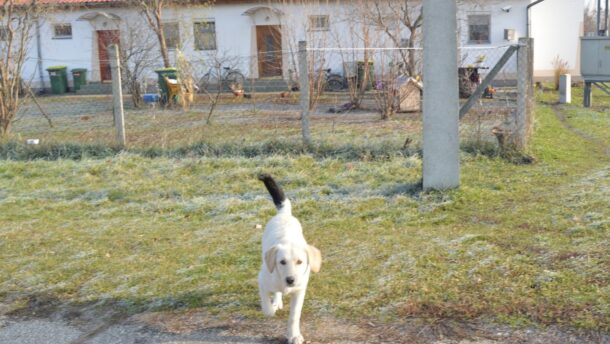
306 245 322 273
264 246 278 273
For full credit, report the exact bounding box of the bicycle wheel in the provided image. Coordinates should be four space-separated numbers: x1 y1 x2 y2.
224 71 245 92
325 75 345 92
197 73 211 93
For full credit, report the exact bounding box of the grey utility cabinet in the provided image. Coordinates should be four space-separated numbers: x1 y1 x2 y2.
581 37 610 80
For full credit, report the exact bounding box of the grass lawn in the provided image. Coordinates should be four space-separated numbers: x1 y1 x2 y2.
0 87 608 333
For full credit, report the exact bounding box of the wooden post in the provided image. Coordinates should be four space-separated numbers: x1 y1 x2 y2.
298 41 312 147
422 0 460 190
108 44 126 147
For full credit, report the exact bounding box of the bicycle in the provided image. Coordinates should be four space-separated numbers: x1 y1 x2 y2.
318 68 345 92
197 65 246 94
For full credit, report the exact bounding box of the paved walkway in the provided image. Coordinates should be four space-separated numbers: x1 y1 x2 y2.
0 317 266 344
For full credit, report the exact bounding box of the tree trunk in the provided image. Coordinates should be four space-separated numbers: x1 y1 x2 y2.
407 29 417 76
140 0 172 68
130 80 143 108
156 26 171 68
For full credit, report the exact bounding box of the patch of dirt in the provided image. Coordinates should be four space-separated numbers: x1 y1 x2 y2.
133 308 608 344
2 295 608 344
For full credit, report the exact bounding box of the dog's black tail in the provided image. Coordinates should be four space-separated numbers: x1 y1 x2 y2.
258 174 288 211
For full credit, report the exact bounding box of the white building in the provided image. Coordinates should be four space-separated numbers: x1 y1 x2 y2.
19 0 584 90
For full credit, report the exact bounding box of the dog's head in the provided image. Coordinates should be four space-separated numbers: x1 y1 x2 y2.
264 244 321 287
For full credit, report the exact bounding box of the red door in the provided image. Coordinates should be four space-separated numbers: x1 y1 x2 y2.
97 30 120 82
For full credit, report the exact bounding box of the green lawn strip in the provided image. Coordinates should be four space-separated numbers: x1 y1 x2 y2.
537 84 610 147
560 105 610 147
0 102 608 330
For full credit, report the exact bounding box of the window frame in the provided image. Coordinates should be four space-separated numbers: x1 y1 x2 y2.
193 20 217 51
162 22 181 50
308 15 330 32
467 14 491 45
53 23 73 39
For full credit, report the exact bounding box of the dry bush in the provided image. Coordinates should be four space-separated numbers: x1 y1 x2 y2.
176 50 196 111
0 0 43 136
552 55 570 91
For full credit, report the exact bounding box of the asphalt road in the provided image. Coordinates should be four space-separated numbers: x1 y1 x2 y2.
0 317 267 344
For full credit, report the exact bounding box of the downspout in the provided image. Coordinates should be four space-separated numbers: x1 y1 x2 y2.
34 0 45 93
526 0 546 37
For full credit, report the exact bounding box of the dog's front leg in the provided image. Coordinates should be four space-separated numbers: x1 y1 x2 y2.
259 286 276 317
259 273 276 317
272 292 283 312
287 289 306 344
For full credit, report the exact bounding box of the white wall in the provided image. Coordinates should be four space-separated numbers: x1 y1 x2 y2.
530 0 584 77
23 8 146 89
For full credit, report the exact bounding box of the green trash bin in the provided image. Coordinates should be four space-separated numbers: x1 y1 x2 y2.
154 68 178 104
71 68 88 92
356 61 374 90
46 66 68 94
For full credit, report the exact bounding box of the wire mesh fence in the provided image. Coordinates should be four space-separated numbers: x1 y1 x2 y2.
12 43 529 155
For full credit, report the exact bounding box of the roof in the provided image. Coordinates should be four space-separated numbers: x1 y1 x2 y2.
10 0 120 5
12 0 220 4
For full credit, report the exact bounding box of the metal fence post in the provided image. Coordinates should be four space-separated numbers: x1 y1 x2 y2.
298 41 312 147
108 44 126 147
515 37 534 149
584 81 592 108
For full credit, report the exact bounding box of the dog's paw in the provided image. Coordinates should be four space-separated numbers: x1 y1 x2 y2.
272 301 283 312
262 307 276 317
288 334 305 344
272 295 283 312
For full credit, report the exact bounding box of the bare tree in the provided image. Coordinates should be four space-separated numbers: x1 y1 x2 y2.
584 4 596 34
195 51 244 124
366 0 422 77
332 0 376 109
584 4 609 35
135 0 172 68
276 0 334 110
134 0 213 68
0 0 41 136
119 20 159 108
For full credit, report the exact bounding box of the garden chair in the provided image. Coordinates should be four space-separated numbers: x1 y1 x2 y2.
163 76 181 105
163 76 194 110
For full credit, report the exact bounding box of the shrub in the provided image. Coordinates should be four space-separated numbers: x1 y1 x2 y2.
552 55 570 91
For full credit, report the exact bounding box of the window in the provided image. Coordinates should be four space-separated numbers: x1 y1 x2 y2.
309 15 330 31
53 23 72 39
194 21 216 50
468 14 490 44
163 22 180 49
0 26 8 41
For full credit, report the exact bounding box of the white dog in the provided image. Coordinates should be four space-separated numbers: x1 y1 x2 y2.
258 174 322 344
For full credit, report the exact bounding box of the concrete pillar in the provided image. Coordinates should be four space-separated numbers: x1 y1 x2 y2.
559 74 571 104
422 0 460 190
515 37 534 149
298 41 312 147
